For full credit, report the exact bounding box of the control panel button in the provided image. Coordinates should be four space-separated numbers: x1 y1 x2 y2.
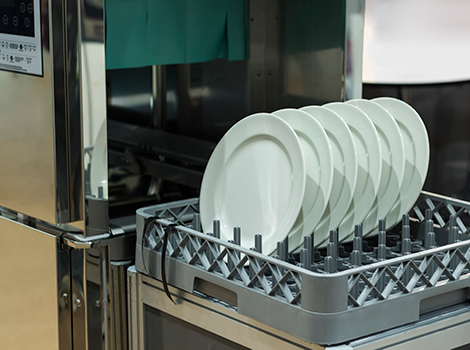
28 3 33 14
20 2 26 13
13 16 18 27
3 15 8 25
24 17 30 28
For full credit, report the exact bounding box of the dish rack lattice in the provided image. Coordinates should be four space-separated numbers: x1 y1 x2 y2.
135 191 470 345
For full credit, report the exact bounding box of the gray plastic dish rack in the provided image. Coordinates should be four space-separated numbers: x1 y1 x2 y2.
135 191 470 346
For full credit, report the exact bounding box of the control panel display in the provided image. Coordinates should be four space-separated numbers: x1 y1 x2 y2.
0 0 15 7
0 0 41 76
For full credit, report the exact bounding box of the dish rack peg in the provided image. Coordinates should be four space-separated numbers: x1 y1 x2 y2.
379 218 386 232
424 223 437 276
233 227 241 246
303 236 313 270
377 229 387 261
402 213 410 226
402 225 412 255
213 220 221 239
300 247 312 271
277 241 287 262
192 213 201 232
449 214 457 231
450 226 460 270
401 224 412 286
230 228 242 262
249 247 258 280
227 240 235 271
325 241 336 274
350 225 363 267
329 230 338 264
283 236 290 262
425 208 433 221
424 220 435 249
449 226 459 244
255 234 262 254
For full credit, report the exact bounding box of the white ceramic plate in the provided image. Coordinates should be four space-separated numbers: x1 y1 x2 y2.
272 109 334 251
90 120 108 199
324 103 382 242
373 97 430 230
346 99 405 237
199 113 306 255
299 106 357 247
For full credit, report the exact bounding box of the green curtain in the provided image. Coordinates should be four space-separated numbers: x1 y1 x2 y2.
105 0 246 69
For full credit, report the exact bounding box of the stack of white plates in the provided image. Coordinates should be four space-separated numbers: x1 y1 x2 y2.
199 98 430 253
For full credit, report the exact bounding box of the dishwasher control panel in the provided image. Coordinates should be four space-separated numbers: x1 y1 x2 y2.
0 0 42 76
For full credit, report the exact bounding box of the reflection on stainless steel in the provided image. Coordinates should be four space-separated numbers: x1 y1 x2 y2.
345 0 366 100
65 0 108 228
363 82 470 202
0 217 59 349
152 65 166 129
107 120 215 189
0 0 58 223
0 0 107 227
99 246 112 350
79 0 108 211
69 247 112 350
57 241 73 349
107 67 154 126
164 0 365 142
70 249 88 349
110 260 133 350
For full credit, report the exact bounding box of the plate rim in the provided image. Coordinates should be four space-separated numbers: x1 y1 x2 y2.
199 112 307 255
346 99 406 237
324 102 383 242
299 105 358 247
272 108 334 251
373 97 430 230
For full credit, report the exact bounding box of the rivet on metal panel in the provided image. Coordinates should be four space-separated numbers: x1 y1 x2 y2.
61 293 68 307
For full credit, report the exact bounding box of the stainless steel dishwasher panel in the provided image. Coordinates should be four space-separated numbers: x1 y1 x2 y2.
0 0 59 224
0 0 108 230
0 216 60 349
